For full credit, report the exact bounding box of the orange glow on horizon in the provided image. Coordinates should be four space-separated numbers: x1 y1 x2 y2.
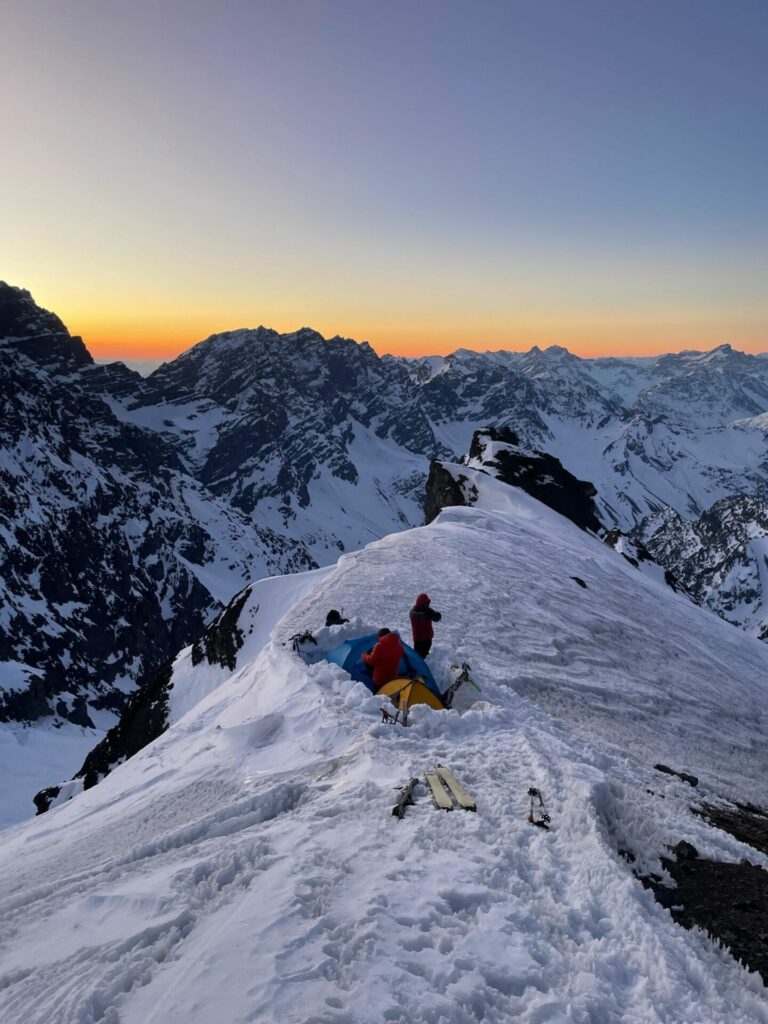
77 314 768 363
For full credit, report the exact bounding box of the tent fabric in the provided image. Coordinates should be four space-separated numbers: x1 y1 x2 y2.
324 632 443 703
377 676 445 713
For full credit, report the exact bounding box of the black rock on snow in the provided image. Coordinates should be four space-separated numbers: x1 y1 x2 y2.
424 462 477 525
424 426 603 534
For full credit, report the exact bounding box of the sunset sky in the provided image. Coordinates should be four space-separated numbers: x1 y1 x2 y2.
3 0 768 360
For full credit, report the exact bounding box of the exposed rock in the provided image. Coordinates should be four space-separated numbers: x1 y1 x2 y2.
670 840 699 861
33 785 61 815
75 661 174 792
464 428 603 534
642 496 768 640
695 801 768 857
467 424 520 458
661 855 768 983
633 801 768 982
654 764 699 787
0 283 317 728
424 461 475 524
191 590 250 671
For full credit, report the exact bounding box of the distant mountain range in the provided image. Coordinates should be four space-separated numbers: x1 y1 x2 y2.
3 280 768 737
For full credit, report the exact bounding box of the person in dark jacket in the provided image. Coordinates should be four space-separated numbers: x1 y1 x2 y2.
410 593 441 659
362 628 404 690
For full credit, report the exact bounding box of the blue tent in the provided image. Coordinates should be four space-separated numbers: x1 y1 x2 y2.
324 632 443 703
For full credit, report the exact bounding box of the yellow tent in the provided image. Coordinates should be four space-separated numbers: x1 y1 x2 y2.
377 675 445 723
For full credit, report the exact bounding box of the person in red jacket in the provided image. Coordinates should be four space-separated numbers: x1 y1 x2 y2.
409 593 442 659
362 629 404 690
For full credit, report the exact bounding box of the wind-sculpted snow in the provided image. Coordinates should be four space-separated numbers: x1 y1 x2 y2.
2 480 768 1021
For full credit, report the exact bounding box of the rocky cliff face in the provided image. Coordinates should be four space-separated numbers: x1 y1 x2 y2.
464 426 603 534
426 426 603 534
425 428 687 600
642 496 768 638
424 462 476 525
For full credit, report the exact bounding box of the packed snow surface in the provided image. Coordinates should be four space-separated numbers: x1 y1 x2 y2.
2 481 768 1022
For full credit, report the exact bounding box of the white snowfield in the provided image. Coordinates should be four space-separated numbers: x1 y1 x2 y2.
2 479 768 1023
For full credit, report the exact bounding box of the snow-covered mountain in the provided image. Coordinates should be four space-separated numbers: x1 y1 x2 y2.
643 496 768 638
0 284 317 807
5 279 768 810
407 343 768 529
4 466 768 1021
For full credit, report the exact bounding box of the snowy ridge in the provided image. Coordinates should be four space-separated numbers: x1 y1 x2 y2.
2 475 768 1020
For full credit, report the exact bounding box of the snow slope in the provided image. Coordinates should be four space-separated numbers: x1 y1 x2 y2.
2 478 768 1022
0 720 103 831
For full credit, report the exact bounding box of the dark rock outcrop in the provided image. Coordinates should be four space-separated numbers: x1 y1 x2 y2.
477 441 602 534
76 661 172 793
424 462 475 524
191 590 250 671
425 427 603 534
33 784 61 815
695 802 768 857
662 855 768 982
654 763 699 788
631 799 768 983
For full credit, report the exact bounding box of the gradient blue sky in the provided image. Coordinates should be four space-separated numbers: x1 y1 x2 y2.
2 0 767 357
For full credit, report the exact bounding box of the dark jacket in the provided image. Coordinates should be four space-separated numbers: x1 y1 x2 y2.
410 594 442 644
362 632 404 688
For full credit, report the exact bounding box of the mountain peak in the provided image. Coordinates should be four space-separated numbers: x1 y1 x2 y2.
0 281 92 370
709 343 733 356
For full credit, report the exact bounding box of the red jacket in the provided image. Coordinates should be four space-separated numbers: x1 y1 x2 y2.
410 594 442 644
362 632 404 689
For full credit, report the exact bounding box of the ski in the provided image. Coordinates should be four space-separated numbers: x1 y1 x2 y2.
426 771 453 810
392 777 418 819
436 765 476 811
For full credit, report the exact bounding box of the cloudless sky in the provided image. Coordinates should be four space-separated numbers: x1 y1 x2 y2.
2 0 767 358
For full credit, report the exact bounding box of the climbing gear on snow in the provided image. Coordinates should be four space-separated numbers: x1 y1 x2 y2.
527 787 551 829
392 766 476 817
426 770 453 810
288 630 318 653
380 705 400 725
444 662 481 708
